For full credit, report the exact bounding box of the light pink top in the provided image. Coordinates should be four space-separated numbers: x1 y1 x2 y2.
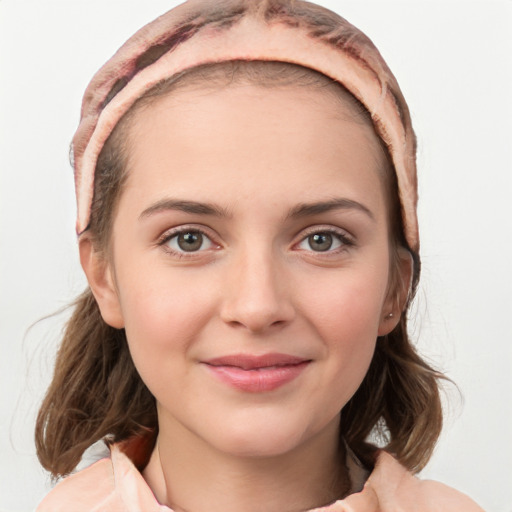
37 443 484 511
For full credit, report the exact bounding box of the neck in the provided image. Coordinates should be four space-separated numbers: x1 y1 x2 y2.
143 415 350 512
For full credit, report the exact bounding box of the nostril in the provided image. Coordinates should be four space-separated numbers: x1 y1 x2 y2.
222 307 294 334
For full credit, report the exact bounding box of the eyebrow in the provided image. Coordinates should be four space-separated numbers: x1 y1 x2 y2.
139 199 231 220
138 197 374 222
287 198 375 221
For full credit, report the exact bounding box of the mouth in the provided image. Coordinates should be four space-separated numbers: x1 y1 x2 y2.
202 353 311 392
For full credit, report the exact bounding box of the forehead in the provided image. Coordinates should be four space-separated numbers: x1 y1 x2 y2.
120 83 389 218
131 60 374 125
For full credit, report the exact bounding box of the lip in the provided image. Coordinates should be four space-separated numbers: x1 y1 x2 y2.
202 353 311 393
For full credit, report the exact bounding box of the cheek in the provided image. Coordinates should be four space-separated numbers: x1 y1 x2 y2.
114 265 217 380
300 266 388 339
296 265 388 396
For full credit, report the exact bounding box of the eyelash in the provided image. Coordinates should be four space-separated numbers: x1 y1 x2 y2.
295 226 355 254
157 226 218 258
156 225 354 258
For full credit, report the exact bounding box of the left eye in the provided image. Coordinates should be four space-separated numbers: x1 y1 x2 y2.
165 230 214 252
297 232 345 252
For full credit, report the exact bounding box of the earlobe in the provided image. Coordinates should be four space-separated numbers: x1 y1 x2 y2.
378 248 414 336
79 237 125 329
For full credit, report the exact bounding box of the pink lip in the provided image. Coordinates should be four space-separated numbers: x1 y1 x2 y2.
202 353 311 392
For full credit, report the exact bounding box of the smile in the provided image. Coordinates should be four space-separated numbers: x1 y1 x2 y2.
202 353 311 392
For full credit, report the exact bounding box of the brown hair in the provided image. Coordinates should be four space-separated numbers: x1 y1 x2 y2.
36 60 443 478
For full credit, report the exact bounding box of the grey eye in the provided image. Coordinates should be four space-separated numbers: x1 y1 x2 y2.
297 231 345 252
167 231 213 252
308 233 333 252
178 232 203 251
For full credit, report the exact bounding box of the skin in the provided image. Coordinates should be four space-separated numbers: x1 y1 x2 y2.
81 83 411 512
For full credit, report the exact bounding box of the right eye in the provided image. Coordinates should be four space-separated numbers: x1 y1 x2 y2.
162 229 215 253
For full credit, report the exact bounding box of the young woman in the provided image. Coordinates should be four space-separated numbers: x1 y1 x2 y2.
34 1 484 510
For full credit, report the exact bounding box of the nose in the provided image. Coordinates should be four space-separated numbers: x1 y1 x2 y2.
220 247 295 333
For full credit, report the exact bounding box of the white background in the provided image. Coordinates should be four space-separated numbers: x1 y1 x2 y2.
1 1 511 511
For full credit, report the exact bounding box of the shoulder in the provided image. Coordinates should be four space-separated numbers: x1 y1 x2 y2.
326 451 485 511
36 443 167 512
36 457 122 512
347 451 485 512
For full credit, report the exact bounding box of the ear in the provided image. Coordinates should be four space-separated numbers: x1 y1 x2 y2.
378 247 414 336
79 236 125 329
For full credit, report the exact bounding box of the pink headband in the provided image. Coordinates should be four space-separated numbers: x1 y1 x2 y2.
72 0 419 251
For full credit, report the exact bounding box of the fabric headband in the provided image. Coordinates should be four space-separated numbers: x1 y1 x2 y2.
72 0 419 252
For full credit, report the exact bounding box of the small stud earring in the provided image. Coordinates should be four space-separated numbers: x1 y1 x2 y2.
385 312 394 319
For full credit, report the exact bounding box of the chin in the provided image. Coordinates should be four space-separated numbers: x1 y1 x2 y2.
201 413 326 459
216 432 303 459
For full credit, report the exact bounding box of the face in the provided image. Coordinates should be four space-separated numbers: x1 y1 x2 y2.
87 83 403 458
